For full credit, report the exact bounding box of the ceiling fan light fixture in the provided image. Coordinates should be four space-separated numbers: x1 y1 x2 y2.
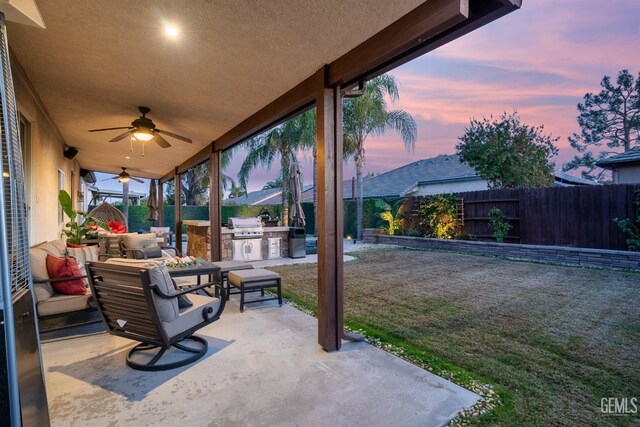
132 128 154 141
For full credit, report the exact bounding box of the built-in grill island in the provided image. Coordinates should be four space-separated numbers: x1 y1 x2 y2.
182 219 293 261
228 217 264 261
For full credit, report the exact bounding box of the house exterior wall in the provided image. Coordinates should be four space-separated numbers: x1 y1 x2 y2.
13 62 80 245
613 165 640 184
413 179 489 196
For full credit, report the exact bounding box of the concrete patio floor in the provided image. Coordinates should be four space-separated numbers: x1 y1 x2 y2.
41 296 478 427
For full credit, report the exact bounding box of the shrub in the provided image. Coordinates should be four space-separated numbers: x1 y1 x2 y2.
379 200 405 235
454 231 476 241
614 191 640 251
488 207 512 243
404 227 422 237
419 194 460 239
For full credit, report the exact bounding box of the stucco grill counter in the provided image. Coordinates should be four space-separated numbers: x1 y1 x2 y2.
182 220 291 261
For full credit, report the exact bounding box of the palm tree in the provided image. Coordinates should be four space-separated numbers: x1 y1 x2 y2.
343 74 417 241
262 177 283 190
238 110 315 226
228 180 247 198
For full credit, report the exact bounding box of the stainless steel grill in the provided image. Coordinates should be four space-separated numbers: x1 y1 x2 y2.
228 217 264 239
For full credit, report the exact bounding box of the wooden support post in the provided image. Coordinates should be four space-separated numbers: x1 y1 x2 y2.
174 168 182 255
316 66 344 352
158 180 164 227
209 149 222 262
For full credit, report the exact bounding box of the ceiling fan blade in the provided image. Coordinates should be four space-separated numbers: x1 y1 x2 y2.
109 131 133 142
131 177 144 183
89 126 132 132
156 128 192 143
153 133 171 148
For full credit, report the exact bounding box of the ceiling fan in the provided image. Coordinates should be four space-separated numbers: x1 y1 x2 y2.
88 106 192 148
102 167 144 184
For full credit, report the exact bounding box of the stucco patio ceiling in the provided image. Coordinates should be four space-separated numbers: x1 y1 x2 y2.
6 0 425 178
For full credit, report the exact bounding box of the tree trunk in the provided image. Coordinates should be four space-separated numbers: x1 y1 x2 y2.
281 153 290 227
356 148 364 242
313 147 317 236
122 181 129 230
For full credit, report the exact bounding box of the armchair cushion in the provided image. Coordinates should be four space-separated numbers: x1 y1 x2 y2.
45 255 87 295
104 258 179 322
122 233 162 259
67 245 99 282
162 294 221 339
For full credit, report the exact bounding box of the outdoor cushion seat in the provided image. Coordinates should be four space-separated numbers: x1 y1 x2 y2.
227 268 282 312
36 290 93 317
29 239 99 325
87 260 225 371
163 294 221 338
211 260 254 299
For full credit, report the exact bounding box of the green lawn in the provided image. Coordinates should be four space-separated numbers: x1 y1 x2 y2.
269 248 640 426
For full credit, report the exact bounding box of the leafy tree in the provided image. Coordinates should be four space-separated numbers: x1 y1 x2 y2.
163 161 211 207
456 111 558 188
238 110 315 226
564 69 640 181
343 74 417 241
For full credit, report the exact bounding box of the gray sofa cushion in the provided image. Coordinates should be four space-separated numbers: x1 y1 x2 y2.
37 290 92 316
228 268 280 285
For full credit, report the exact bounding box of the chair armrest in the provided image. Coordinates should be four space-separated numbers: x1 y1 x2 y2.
161 245 181 257
122 248 147 259
150 280 223 298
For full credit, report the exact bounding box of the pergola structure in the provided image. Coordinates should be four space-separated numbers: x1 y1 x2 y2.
155 0 522 351
7 0 522 352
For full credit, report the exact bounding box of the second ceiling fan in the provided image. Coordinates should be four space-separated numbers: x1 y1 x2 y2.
88 106 192 148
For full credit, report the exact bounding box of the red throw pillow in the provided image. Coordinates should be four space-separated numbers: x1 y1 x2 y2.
45 255 87 295
107 220 126 234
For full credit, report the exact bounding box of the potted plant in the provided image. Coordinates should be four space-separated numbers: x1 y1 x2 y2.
59 190 108 246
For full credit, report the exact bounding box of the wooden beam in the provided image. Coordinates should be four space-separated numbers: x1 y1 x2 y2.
315 66 344 352
174 167 182 255
327 0 469 88
159 169 175 184
158 180 164 227
209 150 222 262
176 144 212 175
213 75 316 152
359 0 522 80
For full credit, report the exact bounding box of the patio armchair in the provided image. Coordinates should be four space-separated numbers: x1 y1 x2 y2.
86 260 225 371
119 233 180 259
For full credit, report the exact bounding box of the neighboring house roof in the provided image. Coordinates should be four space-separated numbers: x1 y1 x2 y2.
223 188 282 206
224 185 313 206
595 147 640 168
358 154 481 199
553 172 598 187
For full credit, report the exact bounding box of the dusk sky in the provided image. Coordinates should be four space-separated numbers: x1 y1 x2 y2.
99 0 640 195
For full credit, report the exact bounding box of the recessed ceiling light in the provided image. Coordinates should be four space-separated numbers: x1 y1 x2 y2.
164 25 179 38
125 156 130 160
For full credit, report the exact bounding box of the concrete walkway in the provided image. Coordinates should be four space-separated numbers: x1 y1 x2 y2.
251 240 393 268
41 298 478 426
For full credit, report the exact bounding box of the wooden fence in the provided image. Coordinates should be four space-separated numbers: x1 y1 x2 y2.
403 184 640 250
